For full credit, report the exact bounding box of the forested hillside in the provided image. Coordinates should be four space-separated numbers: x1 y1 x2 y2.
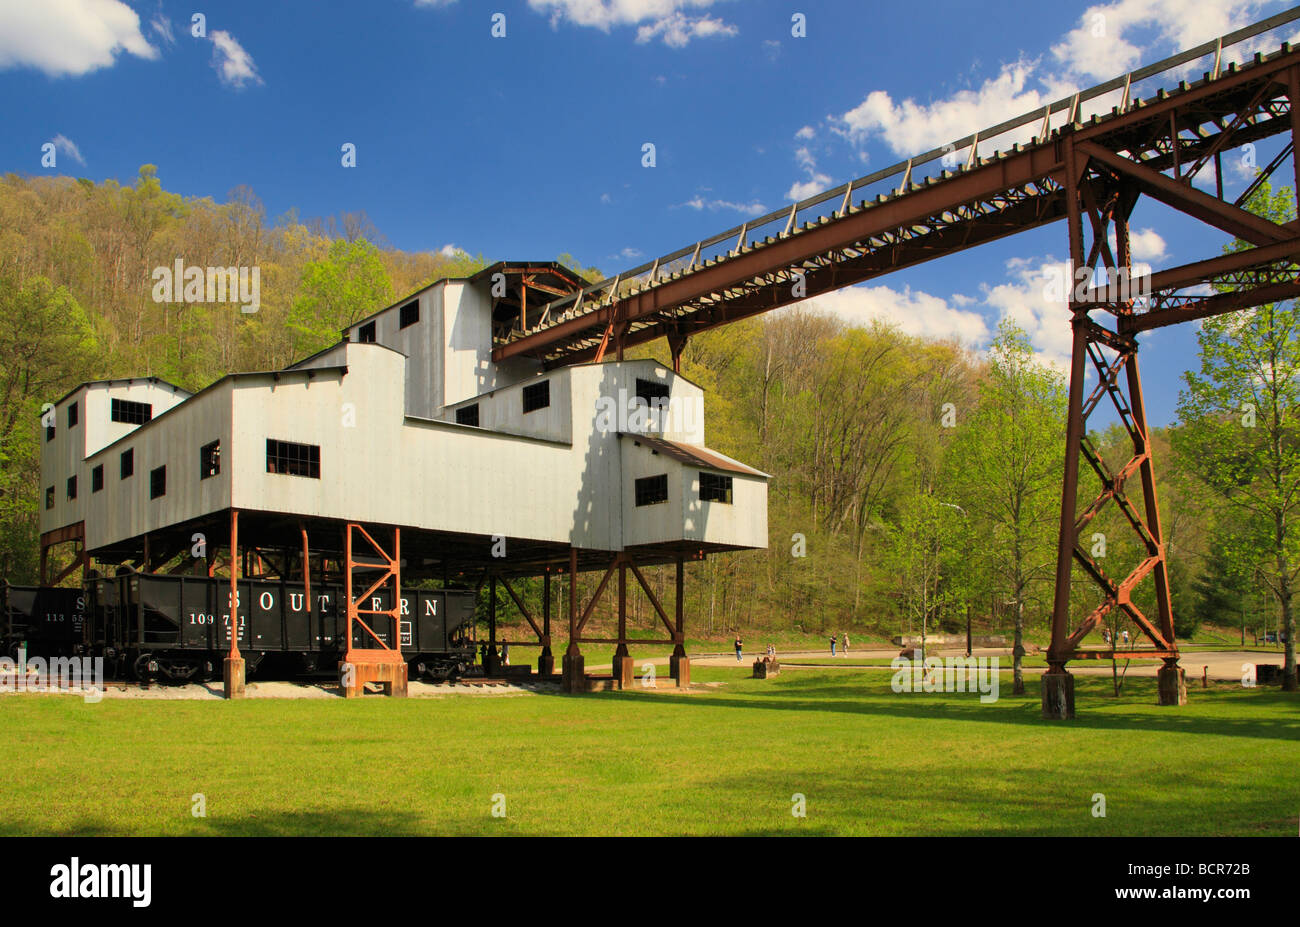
2 166 1295 674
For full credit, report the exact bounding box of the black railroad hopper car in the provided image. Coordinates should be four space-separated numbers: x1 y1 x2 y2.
1 583 87 660
5 573 476 683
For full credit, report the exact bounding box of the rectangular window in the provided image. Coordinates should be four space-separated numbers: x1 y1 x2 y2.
45 486 54 510
45 422 54 442
91 465 104 493
120 448 134 479
399 299 419 329
111 398 152 425
266 439 320 478
150 466 166 499
357 321 377 343
522 380 550 414
67 402 78 428
66 475 77 500
635 474 669 507
200 440 221 480
635 378 671 407
455 404 480 427
700 472 733 504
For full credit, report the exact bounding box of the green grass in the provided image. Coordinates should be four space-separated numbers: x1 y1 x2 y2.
1 667 1295 836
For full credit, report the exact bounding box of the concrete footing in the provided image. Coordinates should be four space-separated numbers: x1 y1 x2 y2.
341 659 408 698
670 650 690 687
613 653 634 689
1040 671 1075 720
562 652 586 693
1157 663 1187 706
223 656 246 699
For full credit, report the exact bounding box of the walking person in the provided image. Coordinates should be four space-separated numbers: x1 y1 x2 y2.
1121 629 1130 646
830 635 837 656
734 635 743 661
842 632 850 654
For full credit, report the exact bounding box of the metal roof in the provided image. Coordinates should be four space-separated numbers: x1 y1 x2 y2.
619 433 769 479
52 376 191 410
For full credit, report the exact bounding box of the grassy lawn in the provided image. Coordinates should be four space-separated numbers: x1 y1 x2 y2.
0 666 1295 836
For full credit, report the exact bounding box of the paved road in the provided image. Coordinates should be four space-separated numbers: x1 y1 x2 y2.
587 647 1283 681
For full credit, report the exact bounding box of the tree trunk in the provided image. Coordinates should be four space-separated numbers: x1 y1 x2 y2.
1012 599 1024 695
1280 565 1297 691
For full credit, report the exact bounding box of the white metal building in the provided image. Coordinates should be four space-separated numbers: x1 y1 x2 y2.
38 263 769 576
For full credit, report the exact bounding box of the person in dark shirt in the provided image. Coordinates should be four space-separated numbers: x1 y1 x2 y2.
734 635 743 661
830 635 837 656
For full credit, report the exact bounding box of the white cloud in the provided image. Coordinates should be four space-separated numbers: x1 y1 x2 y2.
1051 0 1270 84
636 12 736 47
209 29 260 89
1128 228 1167 261
677 195 766 215
794 125 815 140
49 134 86 165
786 145 831 200
832 0 1291 161
527 0 737 47
439 243 467 258
617 246 644 259
981 257 1075 373
804 283 990 348
600 192 613 204
150 13 175 46
835 58 1051 157
0 0 158 77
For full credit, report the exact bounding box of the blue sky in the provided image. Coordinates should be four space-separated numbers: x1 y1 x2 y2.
2 0 1298 425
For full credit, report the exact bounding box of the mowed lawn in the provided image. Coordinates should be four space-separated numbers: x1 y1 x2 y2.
0 667 1295 836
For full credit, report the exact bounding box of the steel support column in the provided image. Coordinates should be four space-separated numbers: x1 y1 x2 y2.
224 509 245 699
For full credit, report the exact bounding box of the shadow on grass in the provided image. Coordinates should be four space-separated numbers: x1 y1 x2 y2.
0 808 574 837
552 674 1300 743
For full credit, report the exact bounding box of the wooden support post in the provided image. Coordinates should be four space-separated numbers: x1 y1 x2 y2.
224 510 245 699
613 557 632 688
539 569 554 676
670 555 689 686
563 547 584 692
488 574 499 675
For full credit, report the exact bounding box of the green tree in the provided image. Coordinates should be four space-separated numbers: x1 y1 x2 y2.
1173 181 1300 690
948 320 1066 693
0 276 98 581
288 238 394 357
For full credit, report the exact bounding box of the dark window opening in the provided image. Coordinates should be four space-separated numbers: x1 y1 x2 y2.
120 448 134 479
635 378 671 408
150 466 166 499
67 402 78 428
700 472 733 504
200 440 221 480
45 421 54 442
267 439 320 478
635 474 669 507
357 321 377 343
45 486 54 510
66 475 77 500
399 300 419 329
111 398 152 425
522 380 550 414
91 465 104 493
455 404 480 427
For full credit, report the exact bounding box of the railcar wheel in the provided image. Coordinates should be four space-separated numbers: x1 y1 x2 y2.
132 653 158 683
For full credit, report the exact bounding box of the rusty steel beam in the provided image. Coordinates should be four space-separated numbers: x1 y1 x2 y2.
499 40 1299 367
1076 140 1292 245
